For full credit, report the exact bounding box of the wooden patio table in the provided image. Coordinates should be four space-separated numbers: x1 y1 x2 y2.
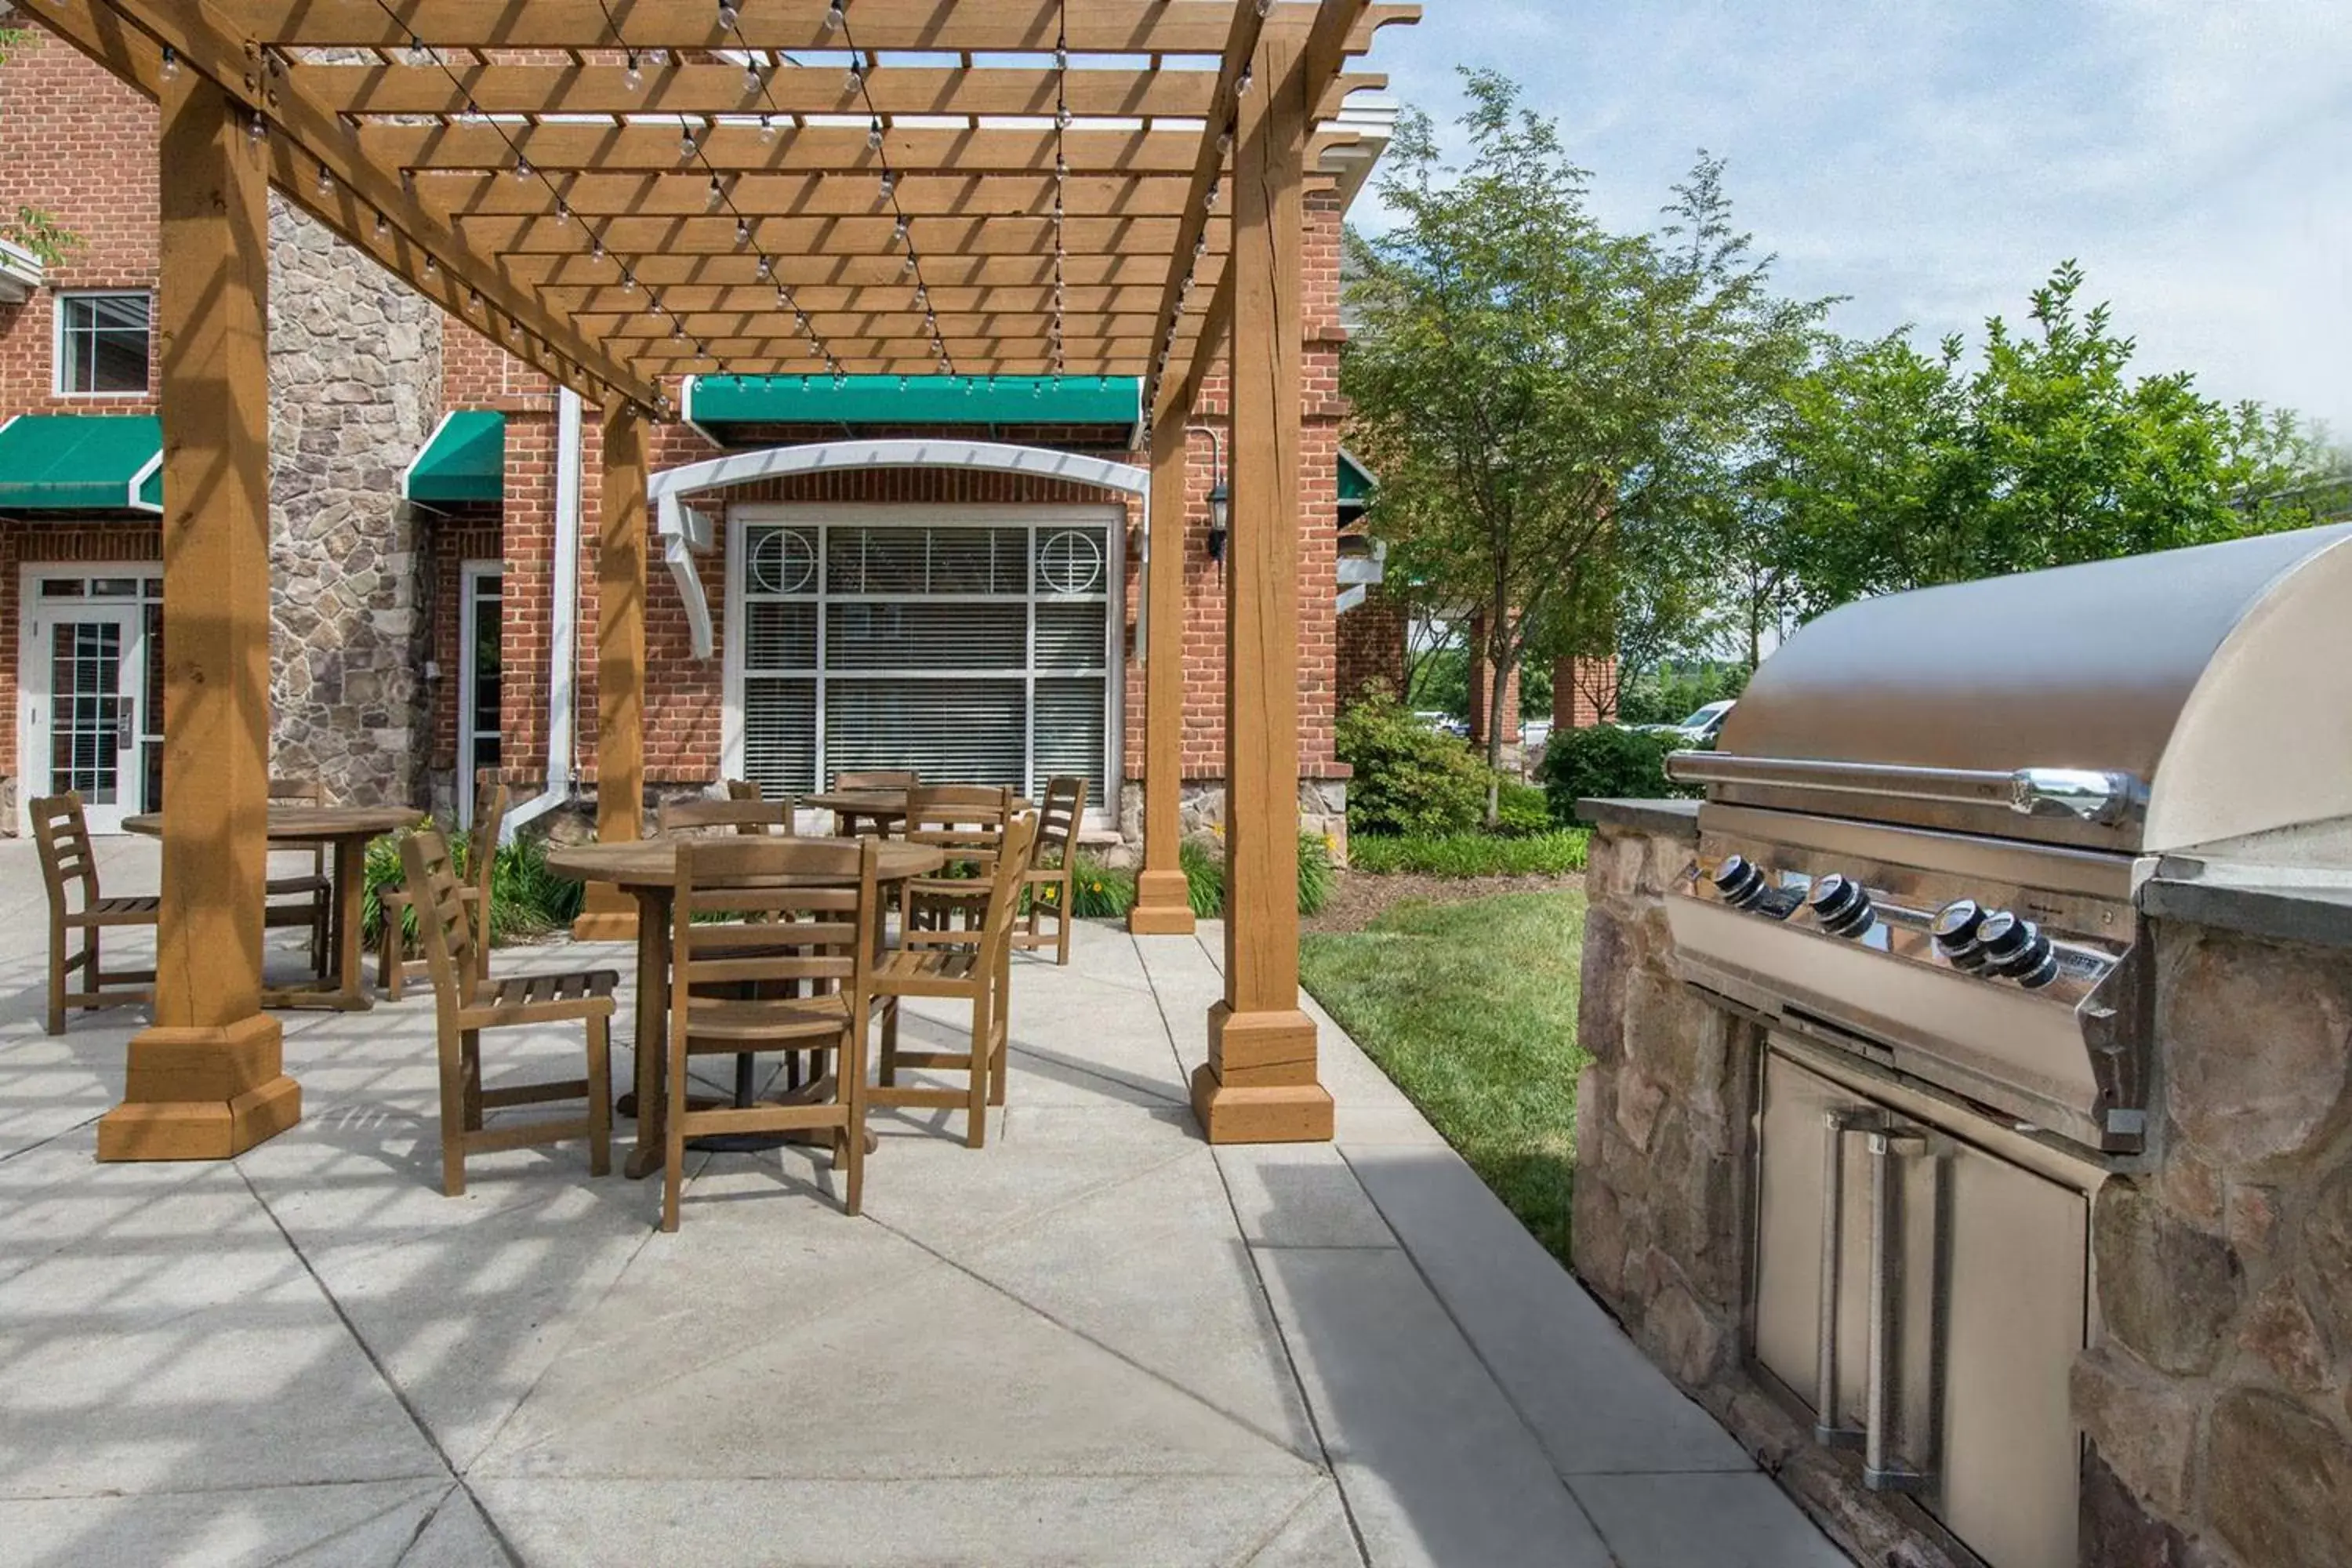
545 837 946 1179
125 805 417 1013
805 789 1035 838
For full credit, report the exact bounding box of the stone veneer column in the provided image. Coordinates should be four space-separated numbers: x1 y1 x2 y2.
265 198 440 805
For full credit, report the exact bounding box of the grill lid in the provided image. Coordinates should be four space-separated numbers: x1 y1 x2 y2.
1683 523 2352 853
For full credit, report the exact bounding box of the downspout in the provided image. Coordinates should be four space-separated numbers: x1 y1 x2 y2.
505 387 585 838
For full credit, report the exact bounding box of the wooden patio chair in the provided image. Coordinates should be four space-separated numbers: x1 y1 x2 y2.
872 810 1038 1149
899 784 1014 935
1013 775 1089 966
399 826 614 1198
659 836 879 1231
266 776 334 973
828 769 920 838
30 792 156 1036
379 778 507 1001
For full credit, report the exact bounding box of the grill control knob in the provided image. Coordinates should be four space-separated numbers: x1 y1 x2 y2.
1932 899 1990 968
1806 873 1876 937
1711 855 1769 909
1977 910 2060 989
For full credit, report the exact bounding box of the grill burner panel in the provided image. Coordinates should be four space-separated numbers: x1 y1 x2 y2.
1669 808 2147 1152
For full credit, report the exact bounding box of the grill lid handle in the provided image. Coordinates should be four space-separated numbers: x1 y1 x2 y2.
1664 753 2146 827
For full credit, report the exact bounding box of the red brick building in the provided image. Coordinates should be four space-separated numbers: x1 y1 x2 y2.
0 27 1394 843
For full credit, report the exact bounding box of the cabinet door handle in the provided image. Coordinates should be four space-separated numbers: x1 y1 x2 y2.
1814 1106 1882 1447
1864 1125 1934 1494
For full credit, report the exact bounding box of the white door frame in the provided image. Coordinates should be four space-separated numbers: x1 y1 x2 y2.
456 558 503 828
720 502 1125 824
16 562 162 835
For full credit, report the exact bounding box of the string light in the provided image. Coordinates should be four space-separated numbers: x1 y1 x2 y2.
717 1 741 28
707 174 725 208
317 165 334 195
1050 2 1070 377
624 51 643 90
822 1 845 32
160 45 179 80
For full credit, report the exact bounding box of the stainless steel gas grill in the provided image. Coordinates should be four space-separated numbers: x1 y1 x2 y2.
1658 523 2352 1568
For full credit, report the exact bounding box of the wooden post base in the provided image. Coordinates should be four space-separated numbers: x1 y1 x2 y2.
572 882 640 942
1192 1003 1332 1143
1127 871 1197 935
1190 1064 1334 1144
98 1014 299 1161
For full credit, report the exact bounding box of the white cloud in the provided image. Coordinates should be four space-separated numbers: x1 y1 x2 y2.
1356 0 2352 437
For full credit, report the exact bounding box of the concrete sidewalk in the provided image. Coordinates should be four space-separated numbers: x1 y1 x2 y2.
0 838 1846 1566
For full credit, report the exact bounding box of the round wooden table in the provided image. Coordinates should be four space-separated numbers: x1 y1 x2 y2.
804 789 1035 837
544 837 946 1178
125 805 419 1012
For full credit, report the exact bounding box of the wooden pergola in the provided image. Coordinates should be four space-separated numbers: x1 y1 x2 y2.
24 0 1412 1160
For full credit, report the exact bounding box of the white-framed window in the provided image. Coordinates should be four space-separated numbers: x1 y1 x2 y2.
723 504 1121 806
456 561 503 826
53 291 153 397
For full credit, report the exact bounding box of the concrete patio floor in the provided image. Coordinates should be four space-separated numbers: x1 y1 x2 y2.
0 837 1848 1567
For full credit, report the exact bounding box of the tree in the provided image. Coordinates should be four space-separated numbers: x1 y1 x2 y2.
1345 73 1808 821
1768 263 2333 611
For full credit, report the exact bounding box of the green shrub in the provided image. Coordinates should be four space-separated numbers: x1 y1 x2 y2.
1495 780 1553 835
1177 834 1334 917
1349 829 1590 879
1615 661 1750 727
361 822 582 949
1056 855 1137 919
1336 686 1493 837
1296 833 1334 916
1538 725 1698 820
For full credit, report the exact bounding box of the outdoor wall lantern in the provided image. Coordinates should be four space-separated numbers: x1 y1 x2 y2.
1207 479 1230 564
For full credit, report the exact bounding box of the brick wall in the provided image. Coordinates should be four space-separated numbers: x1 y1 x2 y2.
1553 655 1621 729
0 27 159 416
1336 585 1407 708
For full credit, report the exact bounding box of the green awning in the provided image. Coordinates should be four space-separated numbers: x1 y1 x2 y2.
684 373 1141 430
0 414 162 513
405 409 506 503
1338 448 1377 506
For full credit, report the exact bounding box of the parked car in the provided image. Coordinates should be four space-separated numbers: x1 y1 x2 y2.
1520 719 1553 748
1414 710 1470 739
1631 699 1734 748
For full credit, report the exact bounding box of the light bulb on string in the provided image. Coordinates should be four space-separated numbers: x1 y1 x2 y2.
736 218 753 246
822 2 844 33
513 157 532 182
373 212 389 238
867 118 884 151
679 127 699 159
406 35 430 67
718 2 741 30
756 255 772 280
248 111 267 143
892 216 909 245
624 52 643 90
555 201 572 225
1236 65 1253 96
619 272 635 292
708 176 726 209
160 45 180 80
902 252 918 274
744 61 762 94
759 114 777 143
879 170 897 199
845 61 864 93
317 165 334 195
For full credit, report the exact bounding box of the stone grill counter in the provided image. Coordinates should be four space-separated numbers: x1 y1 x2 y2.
1572 797 2352 1568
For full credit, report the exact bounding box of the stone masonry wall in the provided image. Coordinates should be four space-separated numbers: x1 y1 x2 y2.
2074 921 2352 1568
265 200 441 805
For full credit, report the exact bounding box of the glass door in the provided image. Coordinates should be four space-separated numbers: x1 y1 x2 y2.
32 601 145 833
457 561 502 826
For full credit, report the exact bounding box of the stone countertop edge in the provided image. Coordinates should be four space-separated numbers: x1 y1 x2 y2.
1575 797 1700 839
2140 875 2352 953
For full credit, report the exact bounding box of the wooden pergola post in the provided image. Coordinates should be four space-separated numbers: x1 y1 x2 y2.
573 401 648 939
1129 413 1197 935
1191 18 1332 1145
98 71 297 1162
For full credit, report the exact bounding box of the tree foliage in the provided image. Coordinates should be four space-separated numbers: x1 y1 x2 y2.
1344 71 1820 818
1762 263 2333 612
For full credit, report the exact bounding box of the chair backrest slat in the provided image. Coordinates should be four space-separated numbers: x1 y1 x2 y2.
903 784 1012 878
29 793 100 913
979 812 1041 960
466 777 510 910
1034 775 1087 866
268 775 327 878
670 836 880 996
399 826 479 1010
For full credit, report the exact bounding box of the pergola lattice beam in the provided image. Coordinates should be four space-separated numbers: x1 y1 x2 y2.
216 0 1415 54
302 60 1379 120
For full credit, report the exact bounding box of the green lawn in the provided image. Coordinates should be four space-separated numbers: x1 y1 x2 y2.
1300 889 1588 1265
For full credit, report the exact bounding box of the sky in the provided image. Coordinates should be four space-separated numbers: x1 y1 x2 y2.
1355 0 2352 441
